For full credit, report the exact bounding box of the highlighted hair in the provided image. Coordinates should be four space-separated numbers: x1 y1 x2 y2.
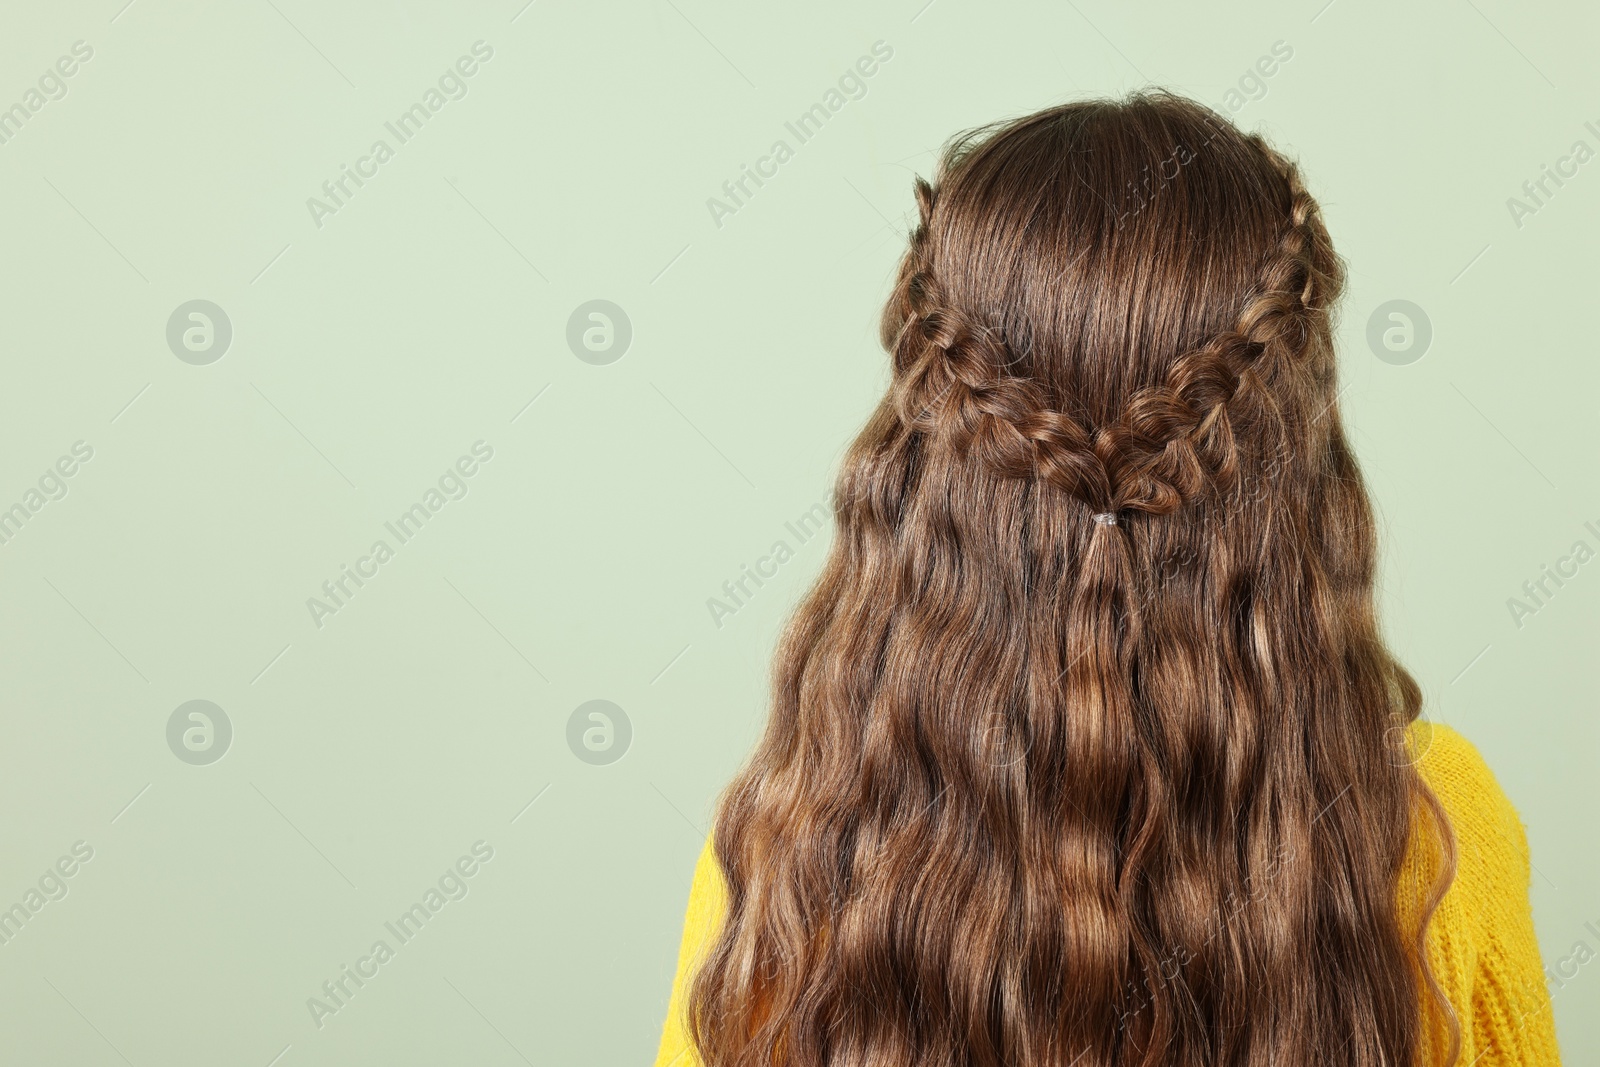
690 91 1458 1067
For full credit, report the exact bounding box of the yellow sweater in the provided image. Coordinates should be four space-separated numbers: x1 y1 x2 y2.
654 722 1562 1066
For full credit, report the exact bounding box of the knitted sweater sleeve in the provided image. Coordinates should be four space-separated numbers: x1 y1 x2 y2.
652 836 723 1067
1428 725 1563 1066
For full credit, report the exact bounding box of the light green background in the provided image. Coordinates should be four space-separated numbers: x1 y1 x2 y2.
0 0 1593 1063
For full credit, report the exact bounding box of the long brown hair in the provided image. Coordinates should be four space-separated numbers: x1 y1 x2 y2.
689 91 1459 1067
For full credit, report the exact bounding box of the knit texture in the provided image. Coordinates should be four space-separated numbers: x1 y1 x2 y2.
653 721 1562 1066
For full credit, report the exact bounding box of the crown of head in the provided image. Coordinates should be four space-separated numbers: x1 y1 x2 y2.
889 157 1331 530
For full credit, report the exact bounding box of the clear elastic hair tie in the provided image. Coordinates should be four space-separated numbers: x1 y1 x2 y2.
1091 511 1118 526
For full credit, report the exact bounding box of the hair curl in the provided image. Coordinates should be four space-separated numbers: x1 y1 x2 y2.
689 90 1459 1067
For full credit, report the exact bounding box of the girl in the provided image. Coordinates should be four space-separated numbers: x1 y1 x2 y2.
655 91 1560 1067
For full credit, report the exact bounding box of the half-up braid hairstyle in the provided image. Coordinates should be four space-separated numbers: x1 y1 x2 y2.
689 90 1460 1067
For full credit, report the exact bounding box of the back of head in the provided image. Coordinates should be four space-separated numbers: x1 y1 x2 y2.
691 91 1457 1067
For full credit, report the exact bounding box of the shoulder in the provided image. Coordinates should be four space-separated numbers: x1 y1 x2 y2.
1408 720 1532 906
1405 723 1564 1063
1410 720 1498 801
680 836 729 962
653 837 728 1067
690 835 726 909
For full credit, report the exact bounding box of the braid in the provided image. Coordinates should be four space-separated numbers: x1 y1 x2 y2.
888 147 1342 520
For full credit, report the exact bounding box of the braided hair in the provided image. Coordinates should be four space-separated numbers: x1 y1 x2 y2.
690 91 1458 1067
886 132 1337 520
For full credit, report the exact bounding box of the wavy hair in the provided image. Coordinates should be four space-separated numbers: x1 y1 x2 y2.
688 91 1459 1067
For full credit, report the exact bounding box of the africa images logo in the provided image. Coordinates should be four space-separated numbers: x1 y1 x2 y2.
704 41 894 230
305 841 495 1030
305 41 495 230
305 441 494 629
